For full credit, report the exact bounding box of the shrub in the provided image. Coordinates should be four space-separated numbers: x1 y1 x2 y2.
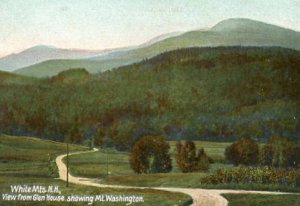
202 166 300 186
175 140 210 172
260 136 300 168
225 137 259 165
129 135 172 174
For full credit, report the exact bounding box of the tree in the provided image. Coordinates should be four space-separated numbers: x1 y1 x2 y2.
225 137 259 165
175 140 210 172
129 135 172 174
0 103 14 134
260 135 300 168
259 144 273 166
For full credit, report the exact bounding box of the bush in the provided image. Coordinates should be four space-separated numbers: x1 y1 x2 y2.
260 136 300 168
129 135 172 174
225 137 259 165
202 166 300 186
175 140 210 172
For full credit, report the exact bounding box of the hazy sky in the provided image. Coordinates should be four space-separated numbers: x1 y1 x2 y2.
0 0 299 57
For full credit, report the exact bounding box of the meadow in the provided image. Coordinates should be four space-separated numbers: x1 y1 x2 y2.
0 135 192 205
66 140 300 193
0 134 298 206
65 141 233 187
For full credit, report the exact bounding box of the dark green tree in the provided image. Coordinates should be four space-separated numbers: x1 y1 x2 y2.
175 140 210 172
225 137 259 165
129 135 172 174
260 135 300 168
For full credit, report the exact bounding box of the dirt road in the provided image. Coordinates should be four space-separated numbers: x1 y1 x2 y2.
55 149 291 206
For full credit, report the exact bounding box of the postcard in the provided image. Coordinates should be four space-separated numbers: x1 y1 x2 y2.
0 1 299 205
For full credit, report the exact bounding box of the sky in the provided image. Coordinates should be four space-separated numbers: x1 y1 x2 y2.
0 0 299 57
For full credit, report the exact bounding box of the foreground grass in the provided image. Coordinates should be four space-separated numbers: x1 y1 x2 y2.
98 176 300 192
0 134 192 205
99 172 207 187
198 183 300 193
0 175 192 206
223 194 300 206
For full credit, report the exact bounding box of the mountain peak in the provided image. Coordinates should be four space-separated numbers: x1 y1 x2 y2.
27 45 57 51
211 18 296 34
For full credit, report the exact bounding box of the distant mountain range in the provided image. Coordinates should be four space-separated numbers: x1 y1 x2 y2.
0 45 104 72
1 18 299 77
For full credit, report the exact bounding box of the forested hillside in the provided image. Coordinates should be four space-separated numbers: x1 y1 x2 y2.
0 47 299 150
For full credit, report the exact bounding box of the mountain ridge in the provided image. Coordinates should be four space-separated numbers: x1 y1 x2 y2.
212 18 300 33
11 18 300 77
0 45 103 72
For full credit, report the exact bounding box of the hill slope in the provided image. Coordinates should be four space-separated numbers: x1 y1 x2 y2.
14 59 105 78
14 18 300 77
2 47 300 147
0 70 38 84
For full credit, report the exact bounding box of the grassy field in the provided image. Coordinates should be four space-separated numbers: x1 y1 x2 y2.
66 141 300 192
0 134 87 177
66 141 233 187
223 194 300 206
66 141 232 177
169 141 231 162
0 134 192 205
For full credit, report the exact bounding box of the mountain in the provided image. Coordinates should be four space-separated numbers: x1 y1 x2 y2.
0 45 102 72
88 31 183 60
14 18 300 77
137 31 184 48
90 18 300 62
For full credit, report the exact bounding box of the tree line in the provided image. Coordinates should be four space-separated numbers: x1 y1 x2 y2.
129 135 299 174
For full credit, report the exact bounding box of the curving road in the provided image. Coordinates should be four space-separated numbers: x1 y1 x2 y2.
55 149 291 206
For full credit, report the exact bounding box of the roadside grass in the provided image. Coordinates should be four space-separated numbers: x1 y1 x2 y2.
198 183 300 193
64 149 134 178
98 176 300 192
0 134 192 206
99 173 207 187
0 134 87 161
223 194 300 206
0 175 192 206
0 134 88 177
67 148 132 177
